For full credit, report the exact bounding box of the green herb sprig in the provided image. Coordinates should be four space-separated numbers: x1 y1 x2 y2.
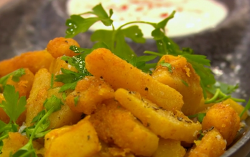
12 95 63 157
0 85 26 154
55 48 92 92
205 82 245 104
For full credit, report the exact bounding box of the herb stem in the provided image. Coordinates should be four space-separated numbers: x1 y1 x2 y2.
232 98 246 102
217 89 244 102
205 89 220 104
29 107 54 140
0 124 11 133
0 133 8 141
117 21 155 31
111 21 155 52
144 51 164 57
213 95 231 103
111 24 116 52
240 99 250 118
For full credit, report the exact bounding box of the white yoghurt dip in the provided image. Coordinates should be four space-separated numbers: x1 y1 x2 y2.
66 0 228 38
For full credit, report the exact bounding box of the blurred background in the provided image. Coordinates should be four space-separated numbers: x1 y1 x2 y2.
0 0 250 156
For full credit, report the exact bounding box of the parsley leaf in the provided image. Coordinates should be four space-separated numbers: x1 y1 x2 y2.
55 55 92 92
69 45 86 54
0 85 26 123
91 26 144 60
128 55 157 73
0 85 26 154
91 3 113 26
65 4 113 38
91 30 113 49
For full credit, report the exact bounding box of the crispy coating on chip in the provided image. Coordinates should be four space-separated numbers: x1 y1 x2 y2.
222 98 248 121
187 129 226 157
46 37 80 58
25 68 51 126
1 132 44 157
89 99 159 156
115 88 202 143
1 132 29 157
6 68 34 98
47 87 82 129
0 50 54 77
66 76 114 114
202 103 240 146
152 55 203 115
93 140 135 157
85 48 183 111
49 57 78 88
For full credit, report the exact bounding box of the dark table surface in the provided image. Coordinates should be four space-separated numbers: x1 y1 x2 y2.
0 0 250 156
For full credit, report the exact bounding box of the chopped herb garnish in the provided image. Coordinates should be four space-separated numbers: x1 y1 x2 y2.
74 96 79 106
69 45 86 54
181 80 189 87
11 69 26 82
160 61 173 73
0 68 25 91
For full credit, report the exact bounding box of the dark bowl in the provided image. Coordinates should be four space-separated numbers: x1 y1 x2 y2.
0 0 250 156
